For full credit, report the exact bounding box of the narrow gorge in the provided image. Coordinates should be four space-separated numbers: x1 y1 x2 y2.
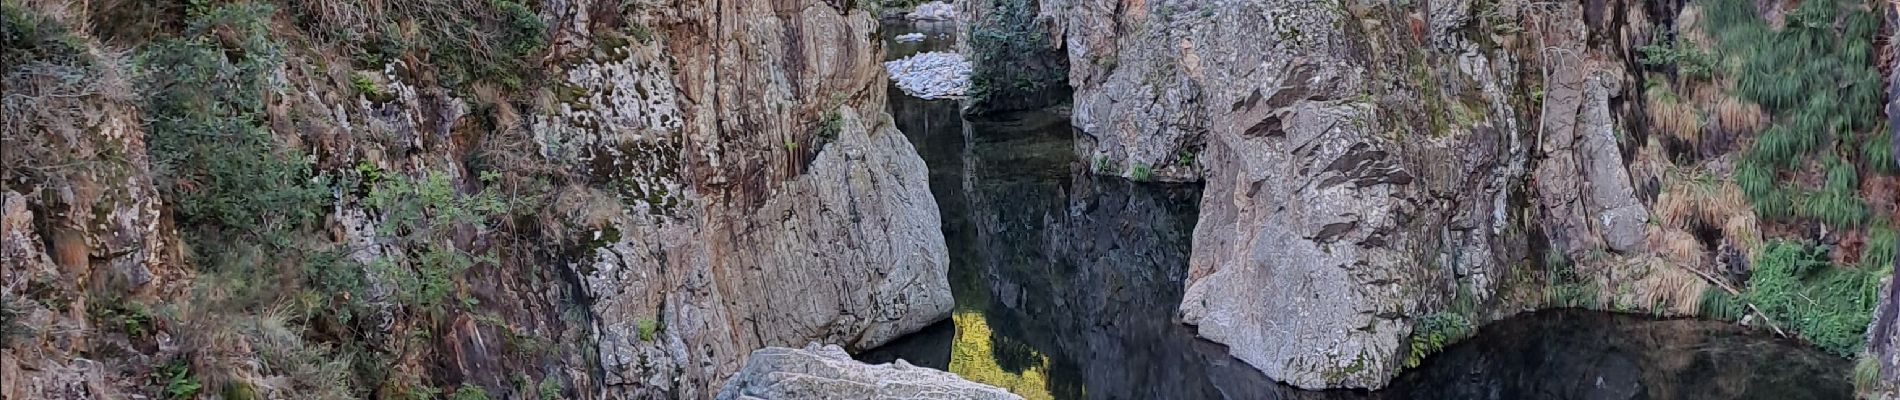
0 0 1896 399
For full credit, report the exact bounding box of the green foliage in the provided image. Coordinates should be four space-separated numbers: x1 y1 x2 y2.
156 359 203 400
1129 163 1153 181
1403 312 1474 369
1698 289 1746 320
965 0 1066 108
295 0 549 92
1637 32 1718 78
97 300 155 339
538 377 564 400
636 317 658 341
141 2 332 244
1742 241 1886 356
364 171 510 310
1865 225 1896 269
1857 355 1885 393
449 386 490 400
1795 157 1869 227
1 2 92 68
1866 129 1896 174
1700 0 1885 227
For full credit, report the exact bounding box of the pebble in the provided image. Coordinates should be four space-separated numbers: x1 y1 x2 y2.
884 51 971 99
895 33 926 43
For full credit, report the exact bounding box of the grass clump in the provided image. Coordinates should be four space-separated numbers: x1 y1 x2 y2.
1402 312 1474 369
1129 163 1153 181
1740 241 1887 356
1699 0 1885 226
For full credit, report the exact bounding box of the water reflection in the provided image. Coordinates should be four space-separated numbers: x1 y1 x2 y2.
1382 310 1853 400
865 20 1852 400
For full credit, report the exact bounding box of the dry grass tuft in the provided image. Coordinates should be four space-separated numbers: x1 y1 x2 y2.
1646 84 1703 144
1650 227 1708 270
1705 94 1765 150
1641 258 1711 315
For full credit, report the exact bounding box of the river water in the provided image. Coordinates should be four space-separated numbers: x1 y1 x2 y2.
860 20 1854 400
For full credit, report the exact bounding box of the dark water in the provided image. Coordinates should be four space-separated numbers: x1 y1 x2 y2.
862 21 1854 400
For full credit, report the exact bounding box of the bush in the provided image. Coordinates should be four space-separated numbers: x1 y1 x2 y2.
363 171 510 310
141 2 332 243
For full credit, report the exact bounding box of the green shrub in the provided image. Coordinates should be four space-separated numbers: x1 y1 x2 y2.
141 2 332 244
364 171 510 310
538 377 563 400
636 317 658 341
1129 163 1153 181
449 386 490 400
1864 225 1896 269
1698 289 1746 320
156 359 202 400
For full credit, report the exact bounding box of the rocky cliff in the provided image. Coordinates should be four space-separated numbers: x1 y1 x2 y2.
1044 0 1897 391
1 0 949 398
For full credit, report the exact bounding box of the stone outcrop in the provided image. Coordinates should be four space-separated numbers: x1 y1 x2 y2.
717 344 1021 400
3 0 955 398
536 0 955 397
1043 0 1540 389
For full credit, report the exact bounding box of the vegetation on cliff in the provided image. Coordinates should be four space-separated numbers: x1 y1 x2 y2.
1634 0 1898 376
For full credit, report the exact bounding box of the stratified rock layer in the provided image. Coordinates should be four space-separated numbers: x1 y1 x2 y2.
535 1 955 397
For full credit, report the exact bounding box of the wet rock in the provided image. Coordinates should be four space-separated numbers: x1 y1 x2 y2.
886 52 973 99
717 344 1021 400
896 33 927 42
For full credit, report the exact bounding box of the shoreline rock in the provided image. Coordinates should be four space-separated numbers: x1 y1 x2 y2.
885 51 971 99
717 344 1022 400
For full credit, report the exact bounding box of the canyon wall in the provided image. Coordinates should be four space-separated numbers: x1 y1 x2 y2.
1 0 949 398
1045 0 1897 391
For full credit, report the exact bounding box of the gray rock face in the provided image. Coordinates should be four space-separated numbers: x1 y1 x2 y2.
535 0 955 397
1530 21 1648 257
1038 0 1590 390
717 344 1022 400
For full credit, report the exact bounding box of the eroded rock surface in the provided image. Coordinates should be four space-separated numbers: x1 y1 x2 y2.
1042 0 1539 388
717 344 1021 400
536 0 955 397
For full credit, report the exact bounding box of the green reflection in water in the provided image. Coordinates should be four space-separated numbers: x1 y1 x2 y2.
948 310 1066 400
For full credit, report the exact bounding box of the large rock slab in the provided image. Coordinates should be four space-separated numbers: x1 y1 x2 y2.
534 1 955 397
716 344 1022 400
